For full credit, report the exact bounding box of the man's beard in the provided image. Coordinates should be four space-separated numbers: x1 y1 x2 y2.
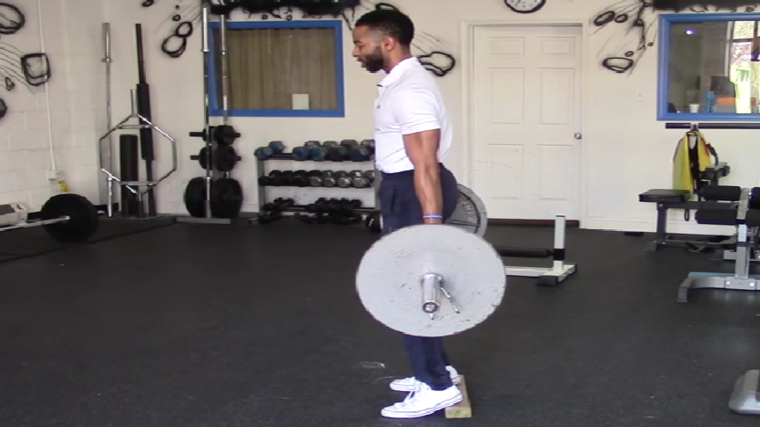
361 47 386 73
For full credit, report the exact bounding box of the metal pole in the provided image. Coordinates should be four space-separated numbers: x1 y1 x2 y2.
101 23 114 216
552 215 566 271
201 4 213 219
220 14 229 126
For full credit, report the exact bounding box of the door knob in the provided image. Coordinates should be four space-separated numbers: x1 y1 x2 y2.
574 133 582 140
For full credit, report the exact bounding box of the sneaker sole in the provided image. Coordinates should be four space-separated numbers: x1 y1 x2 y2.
380 394 464 418
389 376 461 392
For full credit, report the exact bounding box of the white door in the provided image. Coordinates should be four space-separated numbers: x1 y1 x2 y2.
471 25 583 220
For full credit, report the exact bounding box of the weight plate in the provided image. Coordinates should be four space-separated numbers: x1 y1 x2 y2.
447 184 488 237
213 125 239 146
356 224 506 337
194 146 212 170
214 145 240 172
184 177 206 217
40 193 99 242
210 177 243 219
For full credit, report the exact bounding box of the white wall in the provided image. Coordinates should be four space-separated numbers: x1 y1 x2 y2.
87 1 760 234
0 0 104 211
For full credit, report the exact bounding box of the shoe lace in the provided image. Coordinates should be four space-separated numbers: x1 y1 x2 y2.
399 383 428 407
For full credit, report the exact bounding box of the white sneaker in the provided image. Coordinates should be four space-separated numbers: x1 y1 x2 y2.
389 365 460 392
381 382 463 418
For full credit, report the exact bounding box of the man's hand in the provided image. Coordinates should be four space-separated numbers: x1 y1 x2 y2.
403 129 443 224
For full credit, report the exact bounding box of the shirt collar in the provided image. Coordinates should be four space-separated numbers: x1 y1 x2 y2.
378 57 420 88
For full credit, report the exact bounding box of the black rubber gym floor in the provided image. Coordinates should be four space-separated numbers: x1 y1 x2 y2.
0 216 175 264
1 220 759 427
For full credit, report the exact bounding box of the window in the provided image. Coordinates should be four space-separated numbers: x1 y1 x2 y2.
658 13 760 121
207 20 345 117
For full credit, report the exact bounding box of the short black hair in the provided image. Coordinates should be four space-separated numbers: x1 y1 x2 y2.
355 9 415 47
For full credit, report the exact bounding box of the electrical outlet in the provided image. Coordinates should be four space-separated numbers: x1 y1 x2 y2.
46 170 60 180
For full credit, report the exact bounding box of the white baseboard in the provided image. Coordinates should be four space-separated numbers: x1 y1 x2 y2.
584 217 735 236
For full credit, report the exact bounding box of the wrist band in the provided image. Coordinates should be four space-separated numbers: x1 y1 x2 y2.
423 214 443 219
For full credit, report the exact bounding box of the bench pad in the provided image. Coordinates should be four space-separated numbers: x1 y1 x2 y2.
639 189 691 203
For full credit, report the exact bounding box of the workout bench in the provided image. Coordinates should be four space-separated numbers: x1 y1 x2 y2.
676 185 760 303
639 186 736 252
495 215 577 286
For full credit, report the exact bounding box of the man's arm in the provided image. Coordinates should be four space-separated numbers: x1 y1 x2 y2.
404 129 443 224
392 87 444 224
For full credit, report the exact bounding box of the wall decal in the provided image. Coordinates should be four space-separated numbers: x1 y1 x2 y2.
157 0 202 58
0 1 37 122
21 53 50 86
0 42 30 90
503 0 547 14
593 0 658 75
153 1 456 77
0 2 25 34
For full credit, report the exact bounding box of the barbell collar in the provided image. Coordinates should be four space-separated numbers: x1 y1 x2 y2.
421 273 442 315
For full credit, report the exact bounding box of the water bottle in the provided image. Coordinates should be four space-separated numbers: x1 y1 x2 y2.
705 91 715 113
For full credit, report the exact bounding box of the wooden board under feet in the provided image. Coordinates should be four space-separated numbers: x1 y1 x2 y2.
445 375 471 419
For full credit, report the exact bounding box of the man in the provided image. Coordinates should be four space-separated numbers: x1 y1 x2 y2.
352 9 464 419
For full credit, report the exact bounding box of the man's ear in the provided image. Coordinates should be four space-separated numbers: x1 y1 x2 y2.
382 36 396 52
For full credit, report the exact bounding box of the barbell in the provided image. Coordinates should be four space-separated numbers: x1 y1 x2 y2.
355 185 505 337
356 224 507 337
0 193 99 242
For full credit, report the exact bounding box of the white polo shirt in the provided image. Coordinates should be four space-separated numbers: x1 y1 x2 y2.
373 57 452 173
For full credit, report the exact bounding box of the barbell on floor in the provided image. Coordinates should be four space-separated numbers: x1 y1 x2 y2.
0 193 100 242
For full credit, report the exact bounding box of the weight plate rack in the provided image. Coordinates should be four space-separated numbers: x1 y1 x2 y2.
252 139 379 225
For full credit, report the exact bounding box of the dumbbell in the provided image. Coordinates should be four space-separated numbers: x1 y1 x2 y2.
334 171 352 188
349 170 372 188
363 170 376 182
292 140 324 161
306 170 322 186
292 170 309 187
322 171 337 187
350 145 373 162
258 197 295 224
326 198 363 225
260 170 285 186
279 171 295 186
325 146 349 162
268 141 285 153
341 139 359 149
263 197 295 212
331 212 364 225
254 141 286 160
361 139 375 153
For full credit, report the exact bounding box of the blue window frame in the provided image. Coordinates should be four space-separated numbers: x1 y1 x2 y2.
658 12 760 121
207 19 345 118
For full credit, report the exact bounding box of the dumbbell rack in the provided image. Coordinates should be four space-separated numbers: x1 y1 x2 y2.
252 152 379 221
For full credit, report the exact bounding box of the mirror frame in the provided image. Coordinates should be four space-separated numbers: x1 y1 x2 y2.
657 12 760 121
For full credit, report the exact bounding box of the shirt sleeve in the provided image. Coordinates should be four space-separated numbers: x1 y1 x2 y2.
390 86 442 135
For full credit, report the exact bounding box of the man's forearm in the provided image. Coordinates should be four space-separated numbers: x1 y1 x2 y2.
414 164 443 217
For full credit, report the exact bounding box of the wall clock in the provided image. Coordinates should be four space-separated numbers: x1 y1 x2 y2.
504 0 547 14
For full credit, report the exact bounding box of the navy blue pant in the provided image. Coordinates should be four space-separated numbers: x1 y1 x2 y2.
379 164 459 391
